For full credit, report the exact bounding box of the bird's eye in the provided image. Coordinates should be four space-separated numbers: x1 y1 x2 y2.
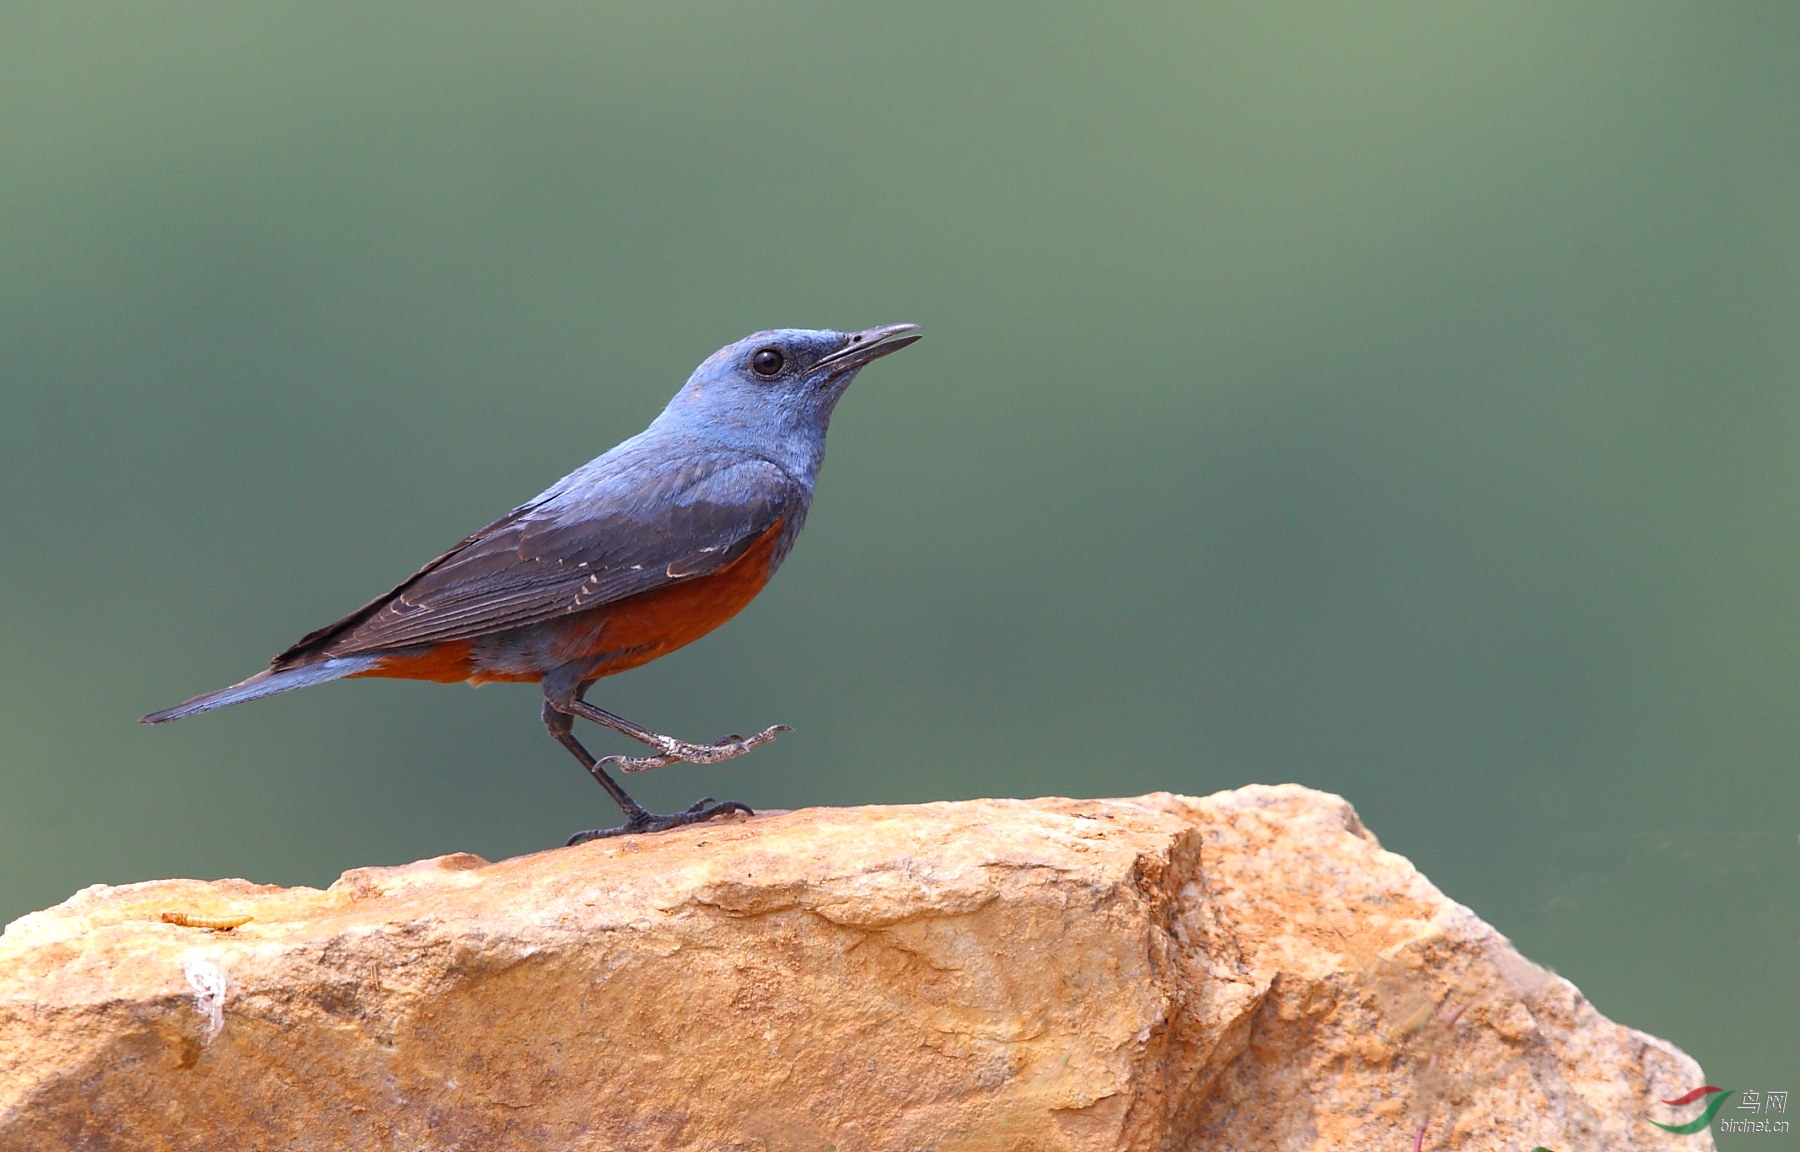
751 347 785 377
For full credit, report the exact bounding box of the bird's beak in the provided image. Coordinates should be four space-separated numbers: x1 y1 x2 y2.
814 323 923 374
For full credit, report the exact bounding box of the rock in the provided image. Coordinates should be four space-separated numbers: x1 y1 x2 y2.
0 786 1710 1151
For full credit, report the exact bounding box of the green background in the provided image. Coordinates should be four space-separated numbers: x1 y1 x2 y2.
2 3 1795 1135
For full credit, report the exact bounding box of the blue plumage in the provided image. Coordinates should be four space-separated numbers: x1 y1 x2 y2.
143 323 922 842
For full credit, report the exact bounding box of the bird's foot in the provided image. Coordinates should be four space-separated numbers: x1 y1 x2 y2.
565 797 753 845
601 724 791 774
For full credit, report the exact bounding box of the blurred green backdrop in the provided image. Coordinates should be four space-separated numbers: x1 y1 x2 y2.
3 2 1796 1125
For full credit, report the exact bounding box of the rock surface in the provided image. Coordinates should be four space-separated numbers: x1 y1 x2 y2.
0 786 1710 1151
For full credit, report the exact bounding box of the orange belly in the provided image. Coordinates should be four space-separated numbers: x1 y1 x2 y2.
353 519 786 685
356 638 479 682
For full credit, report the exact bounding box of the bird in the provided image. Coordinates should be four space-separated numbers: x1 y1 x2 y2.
143 324 922 844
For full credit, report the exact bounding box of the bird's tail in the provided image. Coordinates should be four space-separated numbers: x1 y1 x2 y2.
140 656 379 724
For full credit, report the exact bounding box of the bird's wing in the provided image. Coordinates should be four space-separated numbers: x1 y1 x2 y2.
273 456 801 666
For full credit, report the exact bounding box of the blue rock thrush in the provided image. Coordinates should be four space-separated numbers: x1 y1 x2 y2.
144 324 923 843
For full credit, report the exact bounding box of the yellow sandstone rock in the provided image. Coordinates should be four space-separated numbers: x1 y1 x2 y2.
0 786 1709 1151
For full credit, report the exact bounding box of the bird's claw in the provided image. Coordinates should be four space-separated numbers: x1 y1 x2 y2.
565 799 754 845
604 723 792 773
562 722 784 845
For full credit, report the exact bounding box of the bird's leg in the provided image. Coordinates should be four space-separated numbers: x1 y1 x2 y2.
540 700 647 819
542 695 754 846
559 698 790 774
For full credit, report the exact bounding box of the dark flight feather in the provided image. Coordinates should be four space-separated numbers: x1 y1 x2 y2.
273 456 803 668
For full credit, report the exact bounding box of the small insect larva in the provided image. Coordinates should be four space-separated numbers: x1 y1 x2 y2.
161 912 253 931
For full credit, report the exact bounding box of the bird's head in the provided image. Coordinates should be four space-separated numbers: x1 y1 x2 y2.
653 324 922 474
